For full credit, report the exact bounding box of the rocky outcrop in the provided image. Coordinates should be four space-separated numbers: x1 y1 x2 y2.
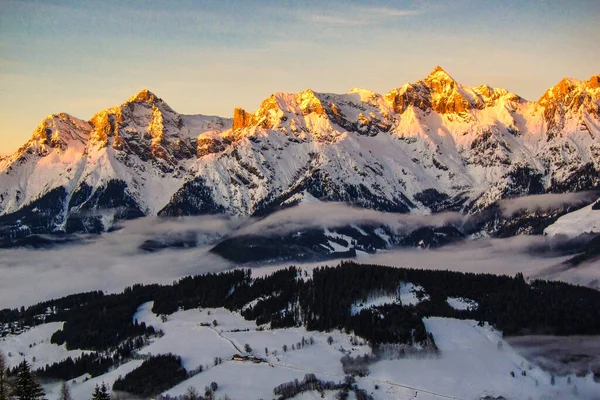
233 107 251 131
197 135 230 157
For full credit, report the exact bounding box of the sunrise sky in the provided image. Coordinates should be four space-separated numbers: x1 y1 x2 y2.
1 0 598 155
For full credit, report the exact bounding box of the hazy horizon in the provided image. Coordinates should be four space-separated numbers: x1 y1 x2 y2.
1 0 599 155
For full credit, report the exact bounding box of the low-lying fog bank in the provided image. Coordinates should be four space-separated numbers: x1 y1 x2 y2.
507 335 600 380
1 210 599 310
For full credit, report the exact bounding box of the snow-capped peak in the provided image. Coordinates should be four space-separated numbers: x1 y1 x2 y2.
1 67 599 238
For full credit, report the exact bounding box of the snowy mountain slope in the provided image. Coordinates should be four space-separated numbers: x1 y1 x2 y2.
545 201 600 237
1 68 599 241
0 91 231 238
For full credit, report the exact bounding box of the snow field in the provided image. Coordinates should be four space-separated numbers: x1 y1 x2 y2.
133 302 257 371
362 318 598 400
2 308 599 399
545 201 600 237
0 322 88 370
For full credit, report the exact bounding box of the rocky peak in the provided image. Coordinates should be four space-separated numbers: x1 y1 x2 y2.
297 89 325 116
19 113 92 157
128 89 160 104
586 75 600 90
538 75 600 137
125 89 176 116
538 75 600 112
386 67 494 115
424 66 457 90
539 78 578 101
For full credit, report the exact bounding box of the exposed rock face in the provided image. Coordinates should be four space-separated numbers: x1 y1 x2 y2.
298 89 326 116
197 135 230 157
233 107 251 131
1 68 599 242
385 66 524 117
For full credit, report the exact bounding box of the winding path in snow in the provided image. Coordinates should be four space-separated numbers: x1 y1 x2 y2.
204 325 244 353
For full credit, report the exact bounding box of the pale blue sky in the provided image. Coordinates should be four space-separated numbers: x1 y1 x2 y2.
1 0 598 154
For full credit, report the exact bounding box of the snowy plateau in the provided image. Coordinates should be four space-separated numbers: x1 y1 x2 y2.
1 67 600 400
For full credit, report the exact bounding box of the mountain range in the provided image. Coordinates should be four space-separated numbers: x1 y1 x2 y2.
1 66 599 253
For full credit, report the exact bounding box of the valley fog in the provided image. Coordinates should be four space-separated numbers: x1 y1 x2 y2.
1 212 598 309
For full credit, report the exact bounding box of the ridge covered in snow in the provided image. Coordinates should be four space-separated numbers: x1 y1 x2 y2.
1 67 599 238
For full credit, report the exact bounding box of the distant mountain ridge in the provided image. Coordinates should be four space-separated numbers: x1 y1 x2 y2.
0 66 599 244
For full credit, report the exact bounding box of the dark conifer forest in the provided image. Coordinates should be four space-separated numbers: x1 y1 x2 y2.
112 354 187 397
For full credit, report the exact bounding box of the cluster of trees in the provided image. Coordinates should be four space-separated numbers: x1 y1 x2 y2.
151 270 249 315
91 383 110 400
156 383 226 400
271 335 315 356
2 351 117 400
273 373 373 400
340 354 377 377
112 354 187 397
302 262 600 337
36 336 149 380
232 268 303 327
0 291 104 337
49 284 158 351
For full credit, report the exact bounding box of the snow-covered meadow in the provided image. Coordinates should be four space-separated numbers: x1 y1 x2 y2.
3 303 598 399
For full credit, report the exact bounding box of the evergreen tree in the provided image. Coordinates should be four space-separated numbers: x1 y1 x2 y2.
0 351 9 400
11 360 45 400
59 381 72 400
91 382 110 400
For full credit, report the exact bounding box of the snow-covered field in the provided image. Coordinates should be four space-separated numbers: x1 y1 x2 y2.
137 306 600 400
133 302 257 371
0 322 88 370
3 304 599 399
399 282 428 306
364 318 598 400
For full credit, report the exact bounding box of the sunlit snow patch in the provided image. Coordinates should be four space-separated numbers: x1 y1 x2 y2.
0 322 90 370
